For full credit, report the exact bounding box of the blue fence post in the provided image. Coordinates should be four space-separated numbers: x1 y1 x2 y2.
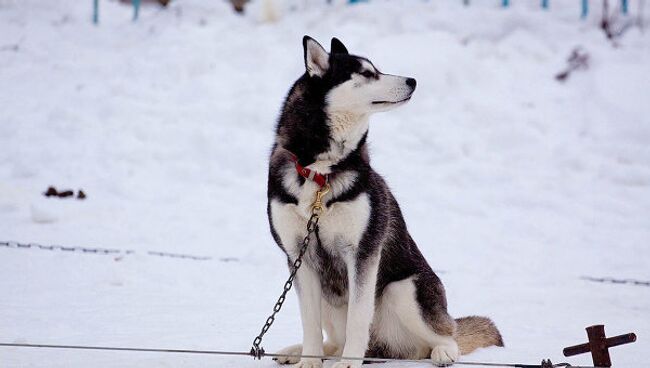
621 0 628 14
581 0 588 18
133 0 141 21
502 0 509 7
93 0 99 24
541 0 548 9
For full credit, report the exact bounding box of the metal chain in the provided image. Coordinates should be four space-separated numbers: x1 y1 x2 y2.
0 241 122 255
16 239 650 288
250 210 320 359
146 251 212 261
581 276 650 287
0 241 212 261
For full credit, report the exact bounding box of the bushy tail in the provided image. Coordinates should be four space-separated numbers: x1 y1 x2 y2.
454 316 504 355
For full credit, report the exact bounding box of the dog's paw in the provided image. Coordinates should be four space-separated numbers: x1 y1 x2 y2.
331 360 362 368
430 342 459 365
292 358 322 368
274 344 302 365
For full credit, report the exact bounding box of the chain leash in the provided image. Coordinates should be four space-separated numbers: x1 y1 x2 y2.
250 184 329 359
581 275 650 287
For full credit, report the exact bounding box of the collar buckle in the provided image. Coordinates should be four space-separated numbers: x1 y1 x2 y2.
289 153 329 188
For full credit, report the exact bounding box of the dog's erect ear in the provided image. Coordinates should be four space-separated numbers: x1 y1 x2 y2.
303 36 329 77
330 37 348 55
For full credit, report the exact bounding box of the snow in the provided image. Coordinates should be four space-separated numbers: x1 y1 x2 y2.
1 0 649 367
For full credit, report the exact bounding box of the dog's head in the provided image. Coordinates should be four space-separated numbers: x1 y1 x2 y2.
275 36 416 166
303 36 416 115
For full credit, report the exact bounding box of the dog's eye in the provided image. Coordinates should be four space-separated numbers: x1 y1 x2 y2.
361 70 375 78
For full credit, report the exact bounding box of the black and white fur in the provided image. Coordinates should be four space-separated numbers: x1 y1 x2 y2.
267 36 503 368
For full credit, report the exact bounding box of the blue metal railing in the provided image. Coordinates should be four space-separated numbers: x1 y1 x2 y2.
92 0 141 24
582 0 589 18
93 0 99 24
92 0 635 24
461 0 631 18
496 0 629 18
133 0 141 21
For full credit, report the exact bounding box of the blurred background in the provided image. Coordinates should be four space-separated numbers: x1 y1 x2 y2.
0 0 648 367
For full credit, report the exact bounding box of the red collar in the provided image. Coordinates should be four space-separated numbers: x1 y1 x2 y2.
289 154 329 188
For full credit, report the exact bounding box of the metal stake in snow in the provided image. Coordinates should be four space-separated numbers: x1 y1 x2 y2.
563 325 637 367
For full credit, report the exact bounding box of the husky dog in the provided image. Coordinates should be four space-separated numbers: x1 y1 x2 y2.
267 36 503 368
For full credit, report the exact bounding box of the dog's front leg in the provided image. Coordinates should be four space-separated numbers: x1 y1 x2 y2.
294 264 324 368
333 253 380 368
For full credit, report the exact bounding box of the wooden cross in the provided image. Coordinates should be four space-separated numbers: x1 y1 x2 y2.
563 325 636 367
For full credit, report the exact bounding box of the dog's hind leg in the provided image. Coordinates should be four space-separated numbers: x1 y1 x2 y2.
384 276 459 364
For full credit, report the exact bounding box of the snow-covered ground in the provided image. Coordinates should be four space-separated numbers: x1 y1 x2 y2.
1 0 649 367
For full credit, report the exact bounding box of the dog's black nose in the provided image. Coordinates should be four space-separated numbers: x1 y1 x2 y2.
406 78 417 89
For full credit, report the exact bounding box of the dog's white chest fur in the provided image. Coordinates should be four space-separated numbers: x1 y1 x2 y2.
270 165 370 257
